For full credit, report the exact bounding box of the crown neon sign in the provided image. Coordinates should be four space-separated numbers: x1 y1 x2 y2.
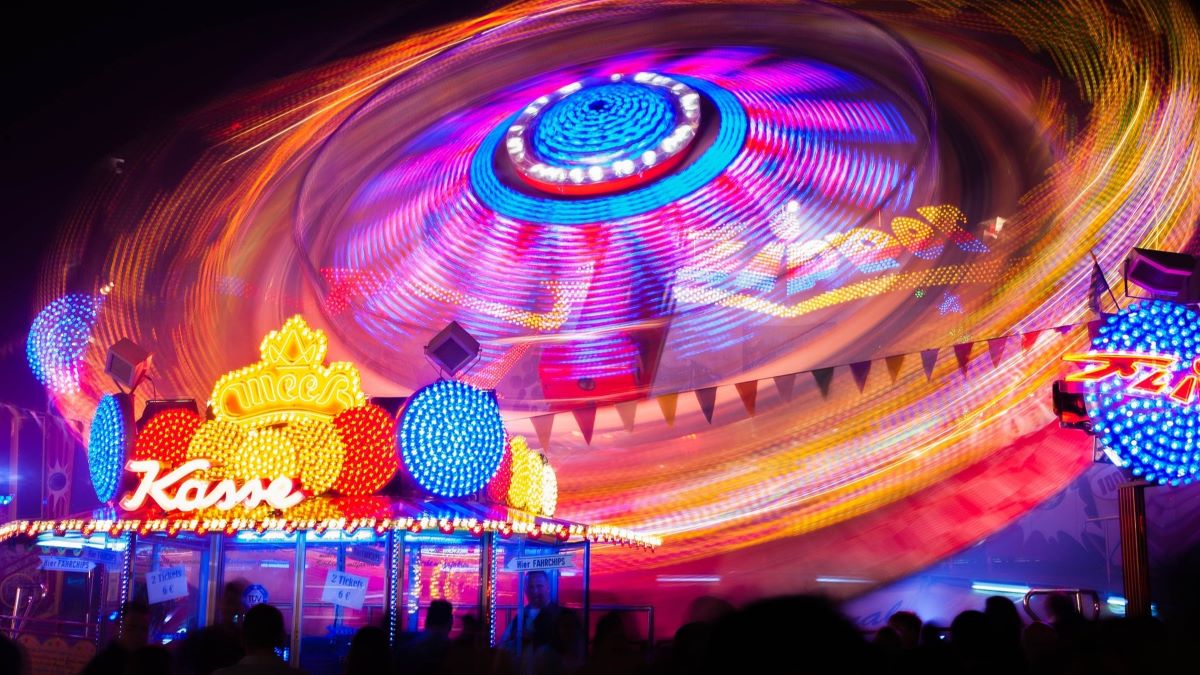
1064 352 1200 404
209 316 366 426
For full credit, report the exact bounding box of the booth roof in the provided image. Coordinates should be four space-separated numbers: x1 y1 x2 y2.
0 497 661 548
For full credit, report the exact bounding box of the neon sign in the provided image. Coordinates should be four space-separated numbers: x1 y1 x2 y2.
1065 300 1200 487
1064 352 1198 404
209 316 366 426
120 459 304 513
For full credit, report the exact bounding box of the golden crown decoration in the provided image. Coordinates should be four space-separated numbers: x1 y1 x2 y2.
209 316 366 427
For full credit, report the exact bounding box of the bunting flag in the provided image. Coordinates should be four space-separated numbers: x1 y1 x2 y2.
773 373 797 402
921 349 939 381
515 318 1093 448
812 367 835 398
531 413 555 453
885 354 905 383
695 387 718 423
987 337 1008 367
572 404 597 445
735 381 758 416
657 393 679 427
849 361 872 392
614 400 638 433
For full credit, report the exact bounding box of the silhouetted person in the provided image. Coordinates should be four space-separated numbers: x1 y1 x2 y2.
404 600 453 675
887 611 922 651
704 595 872 674
662 595 733 675
128 645 174 675
81 600 151 675
502 571 561 652
533 607 583 675
176 580 247 675
0 631 26 675
344 625 389 675
580 611 640 675
213 603 305 675
983 596 1025 671
949 610 994 674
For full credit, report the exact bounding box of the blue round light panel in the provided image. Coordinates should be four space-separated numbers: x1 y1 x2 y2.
89 394 131 503
1087 300 1200 486
399 380 506 498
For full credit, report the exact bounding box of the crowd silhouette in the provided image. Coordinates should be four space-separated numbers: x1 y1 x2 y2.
0 588 1191 674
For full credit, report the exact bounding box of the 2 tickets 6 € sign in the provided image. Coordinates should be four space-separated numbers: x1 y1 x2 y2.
146 566 189 605
321 569 368 610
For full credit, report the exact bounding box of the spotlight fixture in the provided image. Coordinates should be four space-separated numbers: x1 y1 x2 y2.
424 322 480 377
1052 380 1092 432
1123 247 1200 303
105 339 152 392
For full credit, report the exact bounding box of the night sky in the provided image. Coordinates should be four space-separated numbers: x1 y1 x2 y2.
0 1 497 410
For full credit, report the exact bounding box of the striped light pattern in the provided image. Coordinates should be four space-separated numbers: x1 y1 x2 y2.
33 0 1200 584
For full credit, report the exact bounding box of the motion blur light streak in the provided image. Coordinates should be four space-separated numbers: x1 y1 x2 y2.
32 0 1200 589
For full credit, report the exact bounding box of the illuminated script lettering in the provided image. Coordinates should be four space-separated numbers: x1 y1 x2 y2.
120 459 304 513
209 316 365 425
1064 351 1200 405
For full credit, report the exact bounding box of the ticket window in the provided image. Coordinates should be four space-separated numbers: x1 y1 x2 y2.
297 532 388 675
219 531 300 660
494 539 589 651
29 533 126 642
131 534 209 645
401 535 483 639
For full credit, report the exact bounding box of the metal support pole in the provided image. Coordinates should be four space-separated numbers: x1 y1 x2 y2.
582 541 591 651
1118 481 1151 618
290 534 306 667
479 532 496 647
117 532 137 640
385 530 403 648
203 535 223 627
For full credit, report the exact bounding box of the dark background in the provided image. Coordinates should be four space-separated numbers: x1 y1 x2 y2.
0 1 498 410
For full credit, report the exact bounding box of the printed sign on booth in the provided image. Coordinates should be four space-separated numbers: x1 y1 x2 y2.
321 569 368 610
505 554 575 572
146 567 189 605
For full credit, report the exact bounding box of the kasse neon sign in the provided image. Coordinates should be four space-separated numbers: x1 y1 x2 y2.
1064 352 1200 404
120 459 303 513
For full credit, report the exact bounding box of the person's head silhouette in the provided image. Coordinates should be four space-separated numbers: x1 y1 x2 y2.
524 571 551 610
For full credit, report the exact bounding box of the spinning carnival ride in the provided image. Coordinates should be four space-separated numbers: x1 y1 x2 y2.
26 0 1200 596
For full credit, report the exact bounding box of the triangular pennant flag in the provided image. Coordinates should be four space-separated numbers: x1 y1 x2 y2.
953 342 975 375
531 414 555 453
812 367 835 398
695 386 718 423
657 393 678 427
735 381 758 416
614 400 638 433
773 373 798 402
571 404 597 445
987 337 1008 368
849 361 872 392
1087 319 1103 340
1056 324 1074 335
921 349 939 381
885 355 905 383
1021 330 1043 351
